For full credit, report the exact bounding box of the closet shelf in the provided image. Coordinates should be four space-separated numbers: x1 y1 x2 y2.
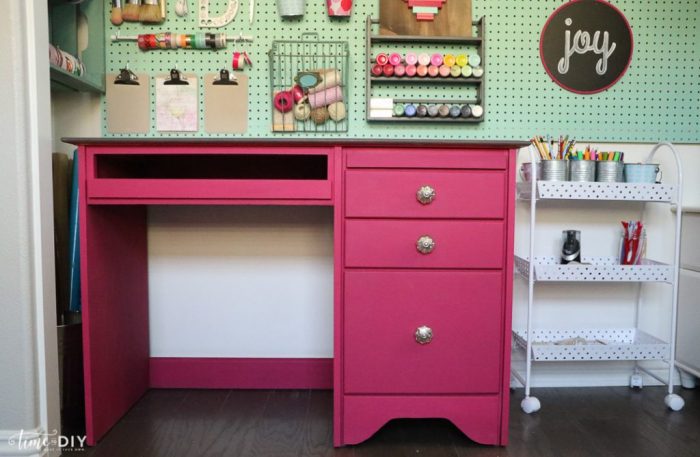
514 256 673 283
513 328 670 362
517 181 676 203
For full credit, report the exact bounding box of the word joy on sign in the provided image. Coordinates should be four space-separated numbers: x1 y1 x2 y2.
540 0 633 94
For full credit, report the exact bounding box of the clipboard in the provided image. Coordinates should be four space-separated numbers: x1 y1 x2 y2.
156 69 198 132
203 70 248 134
106 69 150 134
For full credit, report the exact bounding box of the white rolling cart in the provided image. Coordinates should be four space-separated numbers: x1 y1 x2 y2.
512 142 685 413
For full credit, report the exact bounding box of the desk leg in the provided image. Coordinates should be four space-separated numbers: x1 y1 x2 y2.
80 204 149 445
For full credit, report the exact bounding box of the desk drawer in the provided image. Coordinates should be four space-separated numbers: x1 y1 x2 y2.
345 170 505 219
345 219 504 269
344 270 503 394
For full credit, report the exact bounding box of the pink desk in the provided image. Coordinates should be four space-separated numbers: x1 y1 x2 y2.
66 139 525 447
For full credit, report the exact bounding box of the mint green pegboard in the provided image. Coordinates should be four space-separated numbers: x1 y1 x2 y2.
102 0 699 142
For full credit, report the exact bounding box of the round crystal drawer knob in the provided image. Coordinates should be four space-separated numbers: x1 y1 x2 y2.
416 235 435 254
416 185 436 205
415 326 433 344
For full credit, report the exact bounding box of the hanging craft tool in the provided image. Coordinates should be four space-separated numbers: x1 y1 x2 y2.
122 0 141 21
199 0 238 27
111 30 254 50
111 0 124 25
175 0 188 16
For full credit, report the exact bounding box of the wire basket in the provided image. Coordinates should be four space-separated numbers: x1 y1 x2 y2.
268 33 350 133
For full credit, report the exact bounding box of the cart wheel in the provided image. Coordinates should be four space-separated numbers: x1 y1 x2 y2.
629 373 643 389
521 396 541 414
664 393 685 411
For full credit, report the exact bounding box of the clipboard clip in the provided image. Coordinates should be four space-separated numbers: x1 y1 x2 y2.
164 68 189 85
213 69 238 85
114 67 139 85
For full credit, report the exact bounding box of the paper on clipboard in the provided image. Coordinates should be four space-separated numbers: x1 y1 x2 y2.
203 73 249 134
156 73 198 132
106 72 150 134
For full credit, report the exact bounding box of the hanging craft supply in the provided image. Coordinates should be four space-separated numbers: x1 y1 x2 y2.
199 0 239 27
140 0 165 23
106 69 151 133
122 0 141 22
111 0 124 25
232 51 252 70
111 30 253 51
175 0 188 16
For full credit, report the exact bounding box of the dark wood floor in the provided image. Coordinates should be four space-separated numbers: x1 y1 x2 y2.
62 387 699 457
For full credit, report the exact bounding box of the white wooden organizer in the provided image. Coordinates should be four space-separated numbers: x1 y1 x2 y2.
512 142 686 414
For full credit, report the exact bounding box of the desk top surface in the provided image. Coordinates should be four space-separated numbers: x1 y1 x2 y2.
63 137 529 149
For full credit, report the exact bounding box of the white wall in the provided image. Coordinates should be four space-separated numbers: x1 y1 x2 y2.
0 1 60 456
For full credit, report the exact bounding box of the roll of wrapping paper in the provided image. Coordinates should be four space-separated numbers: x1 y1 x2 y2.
308 86 343 109
137 32 227 50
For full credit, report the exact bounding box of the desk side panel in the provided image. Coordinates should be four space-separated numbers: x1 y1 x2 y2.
80 146 149 445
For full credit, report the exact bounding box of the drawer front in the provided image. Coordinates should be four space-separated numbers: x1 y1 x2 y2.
345 170 505 219
345 220 504 269
344 270 504 394
345 148 509 169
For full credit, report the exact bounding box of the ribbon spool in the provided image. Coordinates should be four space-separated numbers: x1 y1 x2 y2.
232 51 252 70
273 91 294 113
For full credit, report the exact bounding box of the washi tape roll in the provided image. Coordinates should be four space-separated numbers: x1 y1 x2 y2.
427 65 439 77
416 64 428 77
417 53 431 66
382 64 395 77
468 53 481 67
438 64 451 77
443 54 456 67
456 54 468 67
405 52 418 66
405 64 417 77
388 53 402 66
472 66 484 78
376 53 389 65
232 51 251 70
430 53 443 67
394 64 406 77
450 65 462 77
404 103 417 117
308 86 344 108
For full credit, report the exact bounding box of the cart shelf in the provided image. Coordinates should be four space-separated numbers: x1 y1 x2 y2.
517 181 676 203
514 256 673 283
513 328 670 362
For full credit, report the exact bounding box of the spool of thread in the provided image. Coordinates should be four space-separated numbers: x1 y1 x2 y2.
293 102 311 120
416 104 428 117
468 54 481 67
308 86 343 109
461 65 473 77
328 101 347 121
460 105 472 118
393 103 405 117
122 0 141 22
111 0 124 25
139 0 163 23
394 64 406 77
438 104 450 117
416 64 428 77
427 104 439 117
450 65 461 77
427 65 439 77
443 54 456 67
274 91 294 113
471 104 484 117
382 64 394 77
405 64 417 77
430 53 443 67
438 65 450 77
472 66 484 78
456 54 468 67
291 85 305 103
311 106 330 124
371 64 383 76
388 53 402 65
417 53 430 66
309 69 341 93
449 105 461 118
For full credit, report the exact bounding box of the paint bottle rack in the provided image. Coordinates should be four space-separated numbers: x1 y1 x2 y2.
364 16 486 123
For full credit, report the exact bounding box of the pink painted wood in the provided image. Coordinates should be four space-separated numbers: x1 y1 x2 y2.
345 170 505 219
344 271 503 394
149 358 332 389
345 219 505 269
78 149 150 446
342 395 503 445
345 147 508 169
